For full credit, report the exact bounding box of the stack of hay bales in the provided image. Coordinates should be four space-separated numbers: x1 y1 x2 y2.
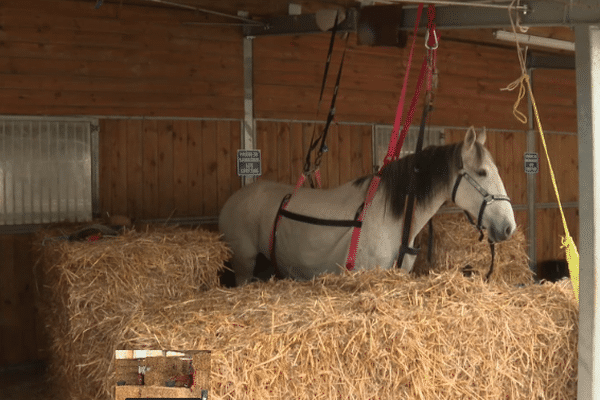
117 269 577 399
412 211 534 285
36 218 578 400
35 224 229 400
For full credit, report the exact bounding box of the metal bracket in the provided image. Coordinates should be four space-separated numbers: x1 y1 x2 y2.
244 8 358 37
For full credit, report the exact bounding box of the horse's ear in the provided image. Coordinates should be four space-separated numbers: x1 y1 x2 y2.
477 127 487 145
464 126 476 152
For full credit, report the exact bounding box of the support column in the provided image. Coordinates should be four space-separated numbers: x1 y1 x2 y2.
575 24 600 400
526 68 537 273
242 36 256 186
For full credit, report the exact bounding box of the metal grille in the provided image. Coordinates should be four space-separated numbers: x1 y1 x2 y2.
0 118 95 225
373 125 445 171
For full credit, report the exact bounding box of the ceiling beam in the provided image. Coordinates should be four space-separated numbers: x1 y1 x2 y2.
400 1 599 30
245 1 599 37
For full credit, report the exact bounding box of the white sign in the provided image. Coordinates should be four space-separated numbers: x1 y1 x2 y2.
237 149 261 177
524 152 539 174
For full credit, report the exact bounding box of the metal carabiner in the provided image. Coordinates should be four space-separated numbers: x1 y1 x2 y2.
424 29 439 50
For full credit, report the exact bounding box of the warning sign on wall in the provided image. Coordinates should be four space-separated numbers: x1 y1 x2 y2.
524 152 539 174
237 149 262 177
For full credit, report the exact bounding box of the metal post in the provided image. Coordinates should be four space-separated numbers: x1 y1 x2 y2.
242 36 256 186
575 24 600 400
526 68 537 274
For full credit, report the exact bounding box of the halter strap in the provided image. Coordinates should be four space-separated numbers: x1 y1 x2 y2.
451 169 511 232
451 168 511 281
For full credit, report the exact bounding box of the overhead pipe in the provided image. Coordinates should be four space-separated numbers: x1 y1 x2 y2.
135 0 264 25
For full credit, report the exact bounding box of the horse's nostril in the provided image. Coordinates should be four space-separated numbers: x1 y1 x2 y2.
505 224 514 238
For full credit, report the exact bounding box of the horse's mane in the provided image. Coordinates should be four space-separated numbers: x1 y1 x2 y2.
353 142 468 219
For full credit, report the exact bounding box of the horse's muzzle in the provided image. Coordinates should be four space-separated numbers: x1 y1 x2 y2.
488 220 516 243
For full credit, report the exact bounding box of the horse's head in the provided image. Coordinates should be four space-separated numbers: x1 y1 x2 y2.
451 127 516 243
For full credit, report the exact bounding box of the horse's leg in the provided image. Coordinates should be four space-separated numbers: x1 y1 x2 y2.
230 239 259 286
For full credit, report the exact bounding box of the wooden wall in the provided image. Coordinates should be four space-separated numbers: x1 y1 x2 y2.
253 33 576 132
256 121 373 187
0 234 43 365
99 119 241 219
0 0 243 118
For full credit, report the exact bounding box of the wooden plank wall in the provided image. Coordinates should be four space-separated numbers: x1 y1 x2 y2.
0 234 42 365
0 0 243 118
99 119 241 219
256 121 373 187
253 33 576 132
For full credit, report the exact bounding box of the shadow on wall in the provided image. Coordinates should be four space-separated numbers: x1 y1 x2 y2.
536 259 569 282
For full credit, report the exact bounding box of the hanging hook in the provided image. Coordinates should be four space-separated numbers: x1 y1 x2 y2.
424 29 438 50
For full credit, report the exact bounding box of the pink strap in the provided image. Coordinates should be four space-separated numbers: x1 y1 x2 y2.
345 176 381 270
392 56 429 160
314 169 322 189
391 6 438 161
294 173 306 195
382 3 424 168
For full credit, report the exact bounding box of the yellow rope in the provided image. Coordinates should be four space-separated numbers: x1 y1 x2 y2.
502 0 579 302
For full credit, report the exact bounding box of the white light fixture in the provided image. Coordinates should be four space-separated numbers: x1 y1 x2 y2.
494 30 575 52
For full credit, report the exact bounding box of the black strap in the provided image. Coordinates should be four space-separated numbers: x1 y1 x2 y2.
279 209 362 228
318 34 350 158
270 194 292 279
304 32 350 188
270 194 364 277
485 240 495 281
427 219 434 263
397 99 433 269
318 12 339 105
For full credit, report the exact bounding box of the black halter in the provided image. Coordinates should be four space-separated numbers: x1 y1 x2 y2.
451 168 512 281
451 169 512 238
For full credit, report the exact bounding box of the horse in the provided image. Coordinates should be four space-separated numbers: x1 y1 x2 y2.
219 127 516 286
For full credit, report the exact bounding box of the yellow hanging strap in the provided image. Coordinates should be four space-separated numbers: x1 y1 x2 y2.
502 0 579 302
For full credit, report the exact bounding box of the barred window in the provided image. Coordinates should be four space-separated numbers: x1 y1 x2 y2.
0 117 98 225
373 125 445 171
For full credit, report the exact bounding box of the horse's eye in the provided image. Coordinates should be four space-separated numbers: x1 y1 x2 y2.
477 169 487 177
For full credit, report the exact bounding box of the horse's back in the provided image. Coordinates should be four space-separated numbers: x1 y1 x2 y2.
219 180 292 248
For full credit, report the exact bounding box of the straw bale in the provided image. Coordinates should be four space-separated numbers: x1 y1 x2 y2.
115 385 198 399
36 221 575 400
114 358 140 386
108 269 576 400
34 224 230 400
412 212 533 285
191 351 211 395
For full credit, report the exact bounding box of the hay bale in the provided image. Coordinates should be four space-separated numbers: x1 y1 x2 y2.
413 212 533 285
115 269 575 400
35 225 230 400
191 351 211 395
114 358 140 386
36 221 575 400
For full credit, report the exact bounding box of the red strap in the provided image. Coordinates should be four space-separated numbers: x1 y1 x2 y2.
382 3 424 168
391 5 438 162
294 173 306 194
345 175 381 270
392 56 429 160
346 5 438 271
314 169 322 189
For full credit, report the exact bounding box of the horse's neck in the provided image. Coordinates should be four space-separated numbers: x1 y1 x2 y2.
411 188 449 237
371 174 452 243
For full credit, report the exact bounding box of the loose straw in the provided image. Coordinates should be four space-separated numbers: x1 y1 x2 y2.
500 0 579 302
